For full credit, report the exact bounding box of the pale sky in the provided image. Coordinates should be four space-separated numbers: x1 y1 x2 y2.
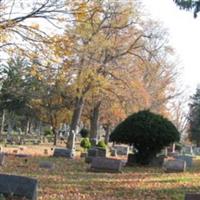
142 0 200 96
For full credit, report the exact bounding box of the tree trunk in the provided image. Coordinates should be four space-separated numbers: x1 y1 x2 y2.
67 97 84 149
0 109 6 135
53 127 57 146
90 101 101 145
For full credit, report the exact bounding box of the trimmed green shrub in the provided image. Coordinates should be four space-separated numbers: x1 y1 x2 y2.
43 128 53 136
80 138 91 150
79 128 89 138
110 110 180 165
97 140 107 149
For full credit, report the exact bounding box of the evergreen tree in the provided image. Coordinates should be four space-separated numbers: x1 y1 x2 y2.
188 87 200 146
173 0 200 18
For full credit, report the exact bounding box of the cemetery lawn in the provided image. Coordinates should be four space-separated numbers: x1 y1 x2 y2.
1 156 200 200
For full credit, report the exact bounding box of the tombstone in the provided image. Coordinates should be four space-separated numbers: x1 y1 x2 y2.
0 153 5 166
111 148 117 157
185 193 200 200
149 155 166 167
53 147 74 158
163 159 186 173
193 147 200 156
113 145 129 156
181 146 194 155
90 157 123 173
39 161 55 170
174 155 193 168
0 174 37 200
85 147 107 163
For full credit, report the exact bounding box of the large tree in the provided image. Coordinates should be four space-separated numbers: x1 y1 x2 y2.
188 87 200 146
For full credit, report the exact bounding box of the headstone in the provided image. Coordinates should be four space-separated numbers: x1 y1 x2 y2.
113 145 129 156
175 155 193 168
111 149 117 157
181 146 194 155
85 147 107 163
0 174 37 200
90 157 123 173
53 147 74 158
0 153 5 166
149 155 166 167
193 147 200 156
163 159 186 173
185 193 200 200
39 161 55 170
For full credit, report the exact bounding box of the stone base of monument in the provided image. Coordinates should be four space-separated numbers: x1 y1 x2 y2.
53 148 75 158
185 193 200 200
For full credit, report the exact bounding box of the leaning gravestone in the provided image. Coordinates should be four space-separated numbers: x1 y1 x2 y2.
85 147 107 163
163 159 186 173
90 157 123 173
0 174 37 200
185 193 200 200
174 155 193 168
113 145 129 156
53 147 75 158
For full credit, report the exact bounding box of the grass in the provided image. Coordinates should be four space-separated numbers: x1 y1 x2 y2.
1 151 200 200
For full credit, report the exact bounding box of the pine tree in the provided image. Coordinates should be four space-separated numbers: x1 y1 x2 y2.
188 87 200 146
173 0 200 18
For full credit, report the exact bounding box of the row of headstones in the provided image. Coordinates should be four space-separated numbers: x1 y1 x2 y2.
0 151 197 199
0 173 198 200
127 153 193 172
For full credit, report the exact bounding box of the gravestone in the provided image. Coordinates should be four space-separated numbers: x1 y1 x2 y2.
111 148 117 157
0 153 5 166
113 145 129 156
0 174 37 200
90 157 123 173
53 148 74 158
181 146 194 155
39 161 55 170
163 159 186 173
193 147 200 156
185 193 200 200
174 155 193 168
85 147 107 163
149 155 166 167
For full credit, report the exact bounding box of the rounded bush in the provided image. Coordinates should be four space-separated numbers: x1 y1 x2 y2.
43 128 53 136
97 140 107 149
110 110 180 165
80 138 91 150
79 128 89 138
